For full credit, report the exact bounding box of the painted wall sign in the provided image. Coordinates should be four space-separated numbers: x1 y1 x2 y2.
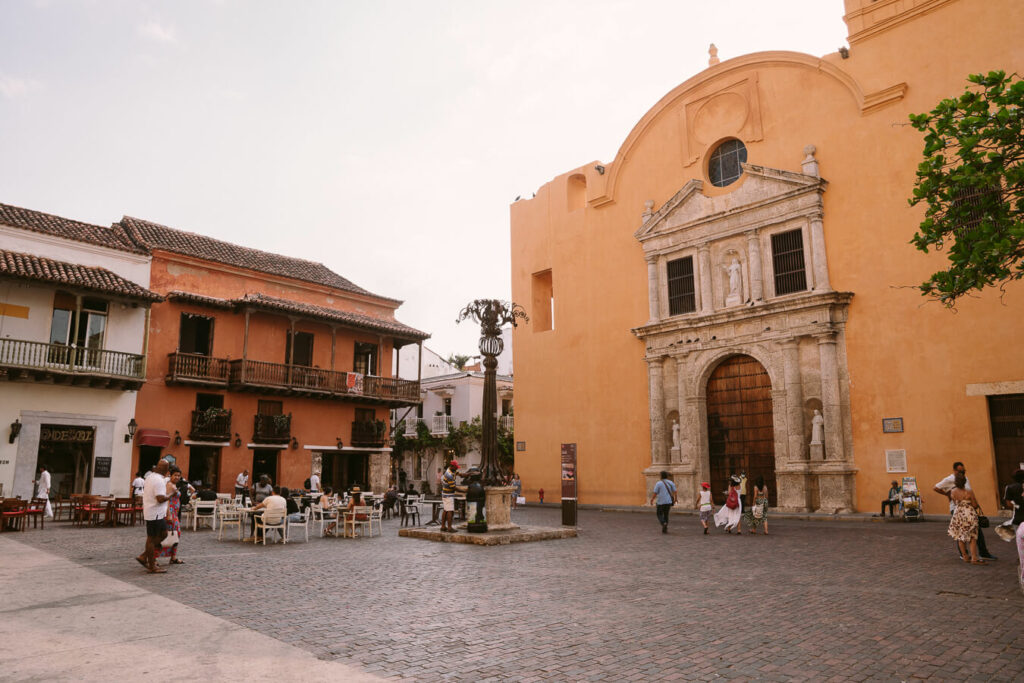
94 456 112 478
40 426 95 443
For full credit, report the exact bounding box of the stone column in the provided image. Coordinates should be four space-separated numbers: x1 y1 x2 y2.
647 357 667 465
698 245 713 314
646 255 660 323
674 355 691 464
745 230 763 301
779 338 805 462
809 213 831 292
816 333 844 461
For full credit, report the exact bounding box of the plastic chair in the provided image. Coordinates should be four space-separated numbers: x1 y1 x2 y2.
368 505 383 537
192 500 217 531
400 499 421 527
217 506 242 541
286 510 309 543
343 506 371 538
254 511 286 544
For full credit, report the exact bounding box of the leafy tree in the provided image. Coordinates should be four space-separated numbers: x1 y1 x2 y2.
908 71 1024 305
445 353 472 371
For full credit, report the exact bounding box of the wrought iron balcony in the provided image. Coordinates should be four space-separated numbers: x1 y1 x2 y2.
351 420 386 447
227 358 419 406
0 338 145 390
499 415 514 432
431 414 452 435
189 408 232 441
167 352 230 386
253 412 291 443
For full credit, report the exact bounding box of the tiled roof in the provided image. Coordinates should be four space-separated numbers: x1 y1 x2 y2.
238 293 429 341
0 202 147 254
165 291 234 309
0 249 162 302
118 216 397 302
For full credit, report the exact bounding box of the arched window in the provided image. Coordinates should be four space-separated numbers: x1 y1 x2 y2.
708 139 748 187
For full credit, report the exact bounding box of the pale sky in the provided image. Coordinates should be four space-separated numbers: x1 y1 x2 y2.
0 1 848 357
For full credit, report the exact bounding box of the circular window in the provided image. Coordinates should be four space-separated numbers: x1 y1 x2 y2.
707 139 748 187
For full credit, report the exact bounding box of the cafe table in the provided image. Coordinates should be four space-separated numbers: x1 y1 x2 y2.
423 499 443 526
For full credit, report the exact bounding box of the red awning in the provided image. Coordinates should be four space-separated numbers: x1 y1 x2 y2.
136 428 171 448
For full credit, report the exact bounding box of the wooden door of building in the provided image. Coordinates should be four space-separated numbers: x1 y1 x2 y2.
706 355 776 506
989 394 1024 508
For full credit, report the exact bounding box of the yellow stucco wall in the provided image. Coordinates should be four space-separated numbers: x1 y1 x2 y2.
510 0 1024 511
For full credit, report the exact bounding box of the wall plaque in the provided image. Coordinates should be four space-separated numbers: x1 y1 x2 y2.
885 449 907 473
94 456 112 478
516 441 526 452
882 418 904 433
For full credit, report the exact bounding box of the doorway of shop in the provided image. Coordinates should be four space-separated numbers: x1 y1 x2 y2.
38 424 95 498
320 452 369 492
188 446 221 489
989 394 1024 509
252 449 279 487
705 355 776 506
138 445 162 476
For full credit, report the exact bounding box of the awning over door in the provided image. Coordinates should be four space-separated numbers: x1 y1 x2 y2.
136 428 171 448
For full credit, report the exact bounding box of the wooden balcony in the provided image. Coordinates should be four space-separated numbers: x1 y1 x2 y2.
226 358 420 406
166 352 230 386
189 408 232 441
351 420 387 447
0 338 145 390
254 413 291 444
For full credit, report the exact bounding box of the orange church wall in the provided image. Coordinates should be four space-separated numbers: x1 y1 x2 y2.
510 0 1024 511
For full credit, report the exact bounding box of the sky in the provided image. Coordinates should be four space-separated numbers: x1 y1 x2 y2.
0 1 849 358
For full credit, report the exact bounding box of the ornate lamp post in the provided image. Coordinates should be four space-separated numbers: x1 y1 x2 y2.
456 299 528 486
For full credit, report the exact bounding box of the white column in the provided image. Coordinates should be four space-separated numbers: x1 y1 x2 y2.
779 338 805 461
675 355 691 465
809 213 831 291
746 230 763 301
647 357 667 465
698 245 713 314
816 332 844 461
646 255 660 323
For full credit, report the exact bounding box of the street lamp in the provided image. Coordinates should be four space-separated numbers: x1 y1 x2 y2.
125 417 137 443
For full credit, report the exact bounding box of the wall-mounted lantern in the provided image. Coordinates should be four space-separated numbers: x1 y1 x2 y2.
9 419 21 444
125 418 138 444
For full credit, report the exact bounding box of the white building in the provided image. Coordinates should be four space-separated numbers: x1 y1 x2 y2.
0 203 159 499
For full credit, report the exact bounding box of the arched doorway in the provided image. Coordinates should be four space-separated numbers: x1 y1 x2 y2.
706 355 776 505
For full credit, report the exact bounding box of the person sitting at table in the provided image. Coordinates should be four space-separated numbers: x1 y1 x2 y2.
382 485 400 516
253 475 273 504
406 484 418 496
342 487 370 533
250 485 287 542
319 487 336 507
280 486 304 523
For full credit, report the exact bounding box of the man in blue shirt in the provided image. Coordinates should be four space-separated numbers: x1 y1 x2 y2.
650 471 678 534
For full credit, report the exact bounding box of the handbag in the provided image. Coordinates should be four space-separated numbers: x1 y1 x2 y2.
725 489 739 510
752 503 765 519
977 515 990 528
161 530 180 548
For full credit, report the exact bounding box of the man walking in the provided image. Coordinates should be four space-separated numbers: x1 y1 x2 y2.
137 460 174 574
650 471 678 534
309 470 321 493
934 461 996 561
34 464 53 519
234 468 250 500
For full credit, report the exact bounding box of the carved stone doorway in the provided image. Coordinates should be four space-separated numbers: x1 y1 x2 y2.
706 355 776 506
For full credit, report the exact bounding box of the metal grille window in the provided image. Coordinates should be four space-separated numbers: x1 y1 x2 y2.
771 229 807 295
708 139 748 187
667 256 696 315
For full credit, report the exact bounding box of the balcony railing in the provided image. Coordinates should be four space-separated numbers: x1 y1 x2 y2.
167 353 230 385
227 358 419 404
402 418 421 437
253 413 291 443
0 338 144 383
351 420 386 447
190 409 232 441
499 415 514 432
431 414 452 435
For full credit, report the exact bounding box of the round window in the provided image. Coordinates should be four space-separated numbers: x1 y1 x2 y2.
707 139 748 187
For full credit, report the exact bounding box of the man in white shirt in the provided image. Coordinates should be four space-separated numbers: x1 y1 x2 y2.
131 471 146 499
136 460 174 573
251 485 287 542
235 469 250 499
309 472 321 493
934 460 996 561
34 464 53 518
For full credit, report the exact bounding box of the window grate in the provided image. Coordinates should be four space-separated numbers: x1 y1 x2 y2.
667 256 695 315
771 229 807 295
708 139 748 187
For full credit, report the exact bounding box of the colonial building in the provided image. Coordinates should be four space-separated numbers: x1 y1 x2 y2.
119 215 428 494
510 0 1024 511
0 203 159 499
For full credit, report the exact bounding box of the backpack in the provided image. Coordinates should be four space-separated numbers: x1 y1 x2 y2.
304 478 311 490
726 488 739 510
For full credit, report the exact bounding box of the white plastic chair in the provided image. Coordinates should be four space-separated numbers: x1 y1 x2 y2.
368 505 383 537
217 506 242 541
254 511 286 544
344 506 371 538
192 500 218 531
286 510 309 543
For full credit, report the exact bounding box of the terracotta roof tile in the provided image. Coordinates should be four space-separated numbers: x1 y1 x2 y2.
118 216 396 301
0 202 146 254
165 291 234 309
0 249 162 302
238 293 429 341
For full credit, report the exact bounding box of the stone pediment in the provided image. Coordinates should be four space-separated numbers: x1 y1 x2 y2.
634 164 827 243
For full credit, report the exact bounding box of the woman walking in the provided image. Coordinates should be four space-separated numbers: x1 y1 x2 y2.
743 476 769 535
948 471 986 565
714 475 743 534
697 482 713 534
156 466 185 566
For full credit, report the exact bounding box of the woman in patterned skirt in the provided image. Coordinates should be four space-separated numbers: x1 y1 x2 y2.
947 471 985 565
743 476 769 535
157 466 184 566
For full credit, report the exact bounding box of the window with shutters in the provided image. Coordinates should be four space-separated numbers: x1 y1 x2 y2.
771 229 807 295
666 256 696 315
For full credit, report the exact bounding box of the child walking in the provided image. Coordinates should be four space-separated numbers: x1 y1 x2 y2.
697 481 713 534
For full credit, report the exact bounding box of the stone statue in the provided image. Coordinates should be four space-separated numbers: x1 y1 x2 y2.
708 43 720 66
671 419 680 450
811 409 824 445
723 258 742 305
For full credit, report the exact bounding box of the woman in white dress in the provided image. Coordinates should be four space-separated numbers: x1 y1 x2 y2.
714 475 744 534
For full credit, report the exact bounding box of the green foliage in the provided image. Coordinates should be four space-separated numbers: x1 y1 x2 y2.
445 353 472 371
496 423 515 471
908 71 1024 305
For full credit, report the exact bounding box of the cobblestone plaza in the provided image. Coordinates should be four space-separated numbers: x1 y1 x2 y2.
4 507 1024 681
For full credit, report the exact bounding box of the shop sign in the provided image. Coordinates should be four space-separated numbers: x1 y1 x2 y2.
41 427 95 443
94 456 112 478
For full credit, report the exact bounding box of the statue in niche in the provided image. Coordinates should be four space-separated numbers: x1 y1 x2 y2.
671 419 680 450
723 258 742 305
810 410 824 445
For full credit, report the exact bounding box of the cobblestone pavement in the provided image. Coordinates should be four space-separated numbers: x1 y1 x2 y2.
10 507 1024 681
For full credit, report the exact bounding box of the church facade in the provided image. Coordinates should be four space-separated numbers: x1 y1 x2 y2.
510 0 1024 511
